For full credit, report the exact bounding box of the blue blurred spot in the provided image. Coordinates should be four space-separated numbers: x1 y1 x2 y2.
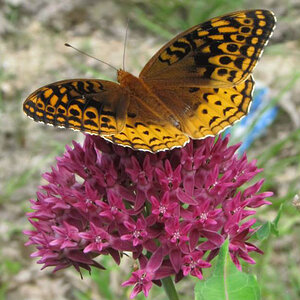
225 85 278 153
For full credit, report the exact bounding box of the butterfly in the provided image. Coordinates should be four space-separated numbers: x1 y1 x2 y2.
23 9 276 153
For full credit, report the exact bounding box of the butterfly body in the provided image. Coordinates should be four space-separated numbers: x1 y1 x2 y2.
23 9 276 152
118 69 181 129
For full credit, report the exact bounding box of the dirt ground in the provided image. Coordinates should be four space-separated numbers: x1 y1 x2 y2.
1 0 300 299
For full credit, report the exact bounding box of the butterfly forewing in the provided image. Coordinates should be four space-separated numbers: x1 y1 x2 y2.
23 79 129 135
140 10 275 88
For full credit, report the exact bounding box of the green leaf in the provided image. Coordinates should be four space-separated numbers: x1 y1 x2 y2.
195 240 260 300
255 204 283 240
270 204 283 236
256 221 271 241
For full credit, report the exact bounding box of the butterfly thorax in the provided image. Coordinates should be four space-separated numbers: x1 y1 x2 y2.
118 70 158 103
117 69 181 128
117 70 149 105
117 69 137 89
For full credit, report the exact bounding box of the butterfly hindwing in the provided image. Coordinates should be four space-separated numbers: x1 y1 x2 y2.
140 10 275 88
150 76 254 138
23 79 129 135
104 94 189 152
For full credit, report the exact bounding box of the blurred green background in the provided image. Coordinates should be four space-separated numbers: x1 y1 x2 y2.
0 0 299 299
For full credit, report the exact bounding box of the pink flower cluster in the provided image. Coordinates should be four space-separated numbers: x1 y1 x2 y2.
25 135 272 298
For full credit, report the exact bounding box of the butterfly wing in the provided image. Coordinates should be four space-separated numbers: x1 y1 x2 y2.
151 76 254 139
103 94 189 152
140 10 275 88
23 79 129 135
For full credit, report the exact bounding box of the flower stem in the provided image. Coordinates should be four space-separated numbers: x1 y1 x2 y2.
162 276 179 300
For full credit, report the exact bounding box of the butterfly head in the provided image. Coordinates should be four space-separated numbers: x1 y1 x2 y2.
117 69 138 87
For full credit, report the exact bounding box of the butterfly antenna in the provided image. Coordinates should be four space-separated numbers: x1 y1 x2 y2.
65 43 118 71
123 18 130 71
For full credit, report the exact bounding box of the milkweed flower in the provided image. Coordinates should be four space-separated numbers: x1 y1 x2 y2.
24 135 272 298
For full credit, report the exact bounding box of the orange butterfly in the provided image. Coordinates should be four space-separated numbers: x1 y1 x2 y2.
23 10 276 152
